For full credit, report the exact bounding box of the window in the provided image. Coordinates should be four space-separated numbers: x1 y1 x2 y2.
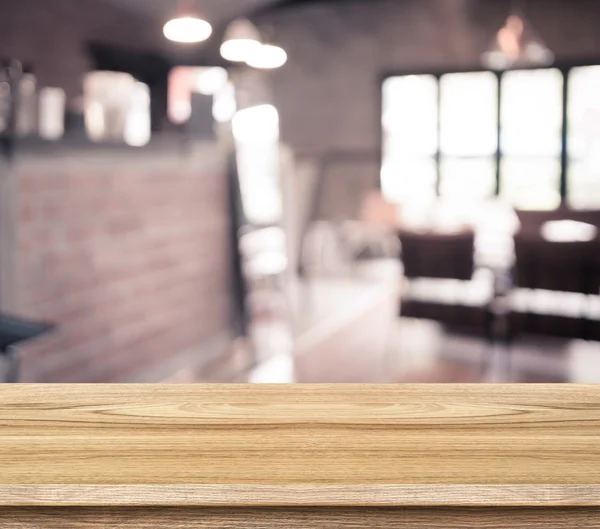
382 64 600 211
567 66 600 209
439 72 497 202
381 75 438 204
233 104 283 225
500 69 563 210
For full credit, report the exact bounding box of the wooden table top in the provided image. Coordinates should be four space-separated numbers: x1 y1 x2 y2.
1 384 600 507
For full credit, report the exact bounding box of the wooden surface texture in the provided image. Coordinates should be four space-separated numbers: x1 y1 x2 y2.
3 507 600 528
1 384 600 506
2 484 600 507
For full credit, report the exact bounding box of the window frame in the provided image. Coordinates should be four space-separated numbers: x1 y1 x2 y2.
379 60 600 207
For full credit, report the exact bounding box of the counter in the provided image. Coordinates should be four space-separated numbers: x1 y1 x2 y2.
0 384 599 526
1 139 233 383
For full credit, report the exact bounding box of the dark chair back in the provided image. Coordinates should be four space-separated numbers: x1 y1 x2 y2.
513 235 600 294
398 230 475 281
515 208 600 238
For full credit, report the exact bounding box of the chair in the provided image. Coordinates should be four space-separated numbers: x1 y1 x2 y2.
397 230 494 332
514 237 600 295
399 230 475 281
0 313 53 382
511 233 600 339
515 207 600 238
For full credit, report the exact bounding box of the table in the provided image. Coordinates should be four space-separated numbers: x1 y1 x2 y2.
1 384 599 527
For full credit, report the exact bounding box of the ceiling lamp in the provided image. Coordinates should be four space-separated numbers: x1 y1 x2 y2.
246 44 288 69
163 1 212 44
482 5 553 70
220 19 262 62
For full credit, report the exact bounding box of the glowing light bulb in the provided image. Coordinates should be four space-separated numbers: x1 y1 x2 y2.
163 16 212 44
220 19 262 62
246 44 287 69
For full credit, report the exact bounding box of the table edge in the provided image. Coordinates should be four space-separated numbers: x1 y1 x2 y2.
1 485 599 507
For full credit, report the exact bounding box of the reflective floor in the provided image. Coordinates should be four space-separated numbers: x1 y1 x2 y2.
165 310 600 384
234 318 600 383
163 258 600 384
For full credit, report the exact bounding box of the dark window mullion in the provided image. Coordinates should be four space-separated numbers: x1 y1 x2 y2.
496 71 503 196
435 73 442 196
560 67 570 204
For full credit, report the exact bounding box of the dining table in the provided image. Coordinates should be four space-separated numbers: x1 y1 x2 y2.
0 384 599 527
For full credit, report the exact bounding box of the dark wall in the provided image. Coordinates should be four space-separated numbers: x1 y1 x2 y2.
257 0 600 156
0 0 162 100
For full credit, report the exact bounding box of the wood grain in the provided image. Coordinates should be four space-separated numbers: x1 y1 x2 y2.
1 384 600 507
2 507 600 528
2 484 600 507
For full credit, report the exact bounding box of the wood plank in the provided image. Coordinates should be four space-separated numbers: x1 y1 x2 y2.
1 507 600 528
1 484 600 507
1 384 600 506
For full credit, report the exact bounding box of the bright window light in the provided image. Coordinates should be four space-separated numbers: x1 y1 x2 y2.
381 74 438 206
39 87 66 141
382 75 438 156
85 101 105 142
193 67 227 95
124 83 151 147
501 68 563 156
233 105 282 224
232 104 279 143
213 81 237 123
440 71 498 156
568 66 600 209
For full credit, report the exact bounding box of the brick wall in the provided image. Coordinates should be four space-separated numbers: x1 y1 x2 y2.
14 144 232 382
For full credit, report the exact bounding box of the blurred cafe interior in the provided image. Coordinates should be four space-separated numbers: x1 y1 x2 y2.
2 0 600 383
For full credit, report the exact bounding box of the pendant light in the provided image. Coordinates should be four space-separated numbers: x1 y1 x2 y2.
246 44 288 69
482 1 553 70
163 1 212 44
220 20 287 69
220 19 262 62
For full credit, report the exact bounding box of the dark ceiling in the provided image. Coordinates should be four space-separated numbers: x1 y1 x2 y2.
101 0 340 26
97 0 326 66
101 0 280 25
